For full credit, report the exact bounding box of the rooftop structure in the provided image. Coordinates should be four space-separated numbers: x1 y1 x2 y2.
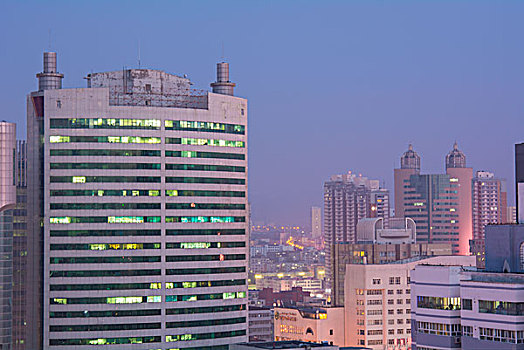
400 144 420 171
356 217 416 244
445 142 466 169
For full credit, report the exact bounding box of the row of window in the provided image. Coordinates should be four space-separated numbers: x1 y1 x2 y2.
165 120 244 134
165 291 246 302
50 253 247 265
50 241 245 250
50 136 245 148
50 118 245 135
51 291 246 305
49 216 246 224
51 176 245 185
50 279 246 291
49 336 161 346
50 203 245 210
50 189 246 197
49 266 245 277
417 296 461 310
50 322 161 332
50 162 161 170
33 317 248 333
479 327 524 343
49 304 245 318
50 149 245 160
51 254 245 264
51 163 246 173
165 330 246 343
49 229 246 237
416 321 461 337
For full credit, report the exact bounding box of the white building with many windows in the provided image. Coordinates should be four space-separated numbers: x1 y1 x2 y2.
344 255 475 350
27 52 248 349
411 264 524 350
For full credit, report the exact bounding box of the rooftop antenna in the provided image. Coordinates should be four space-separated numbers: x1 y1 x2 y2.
221 41 225 61
48 29 52 50
137 39 141 69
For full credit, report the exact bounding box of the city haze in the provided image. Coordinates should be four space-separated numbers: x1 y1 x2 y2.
1 1 523 225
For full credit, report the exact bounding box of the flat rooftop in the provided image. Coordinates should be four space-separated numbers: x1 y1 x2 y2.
466 271 524 284
235 341 337 348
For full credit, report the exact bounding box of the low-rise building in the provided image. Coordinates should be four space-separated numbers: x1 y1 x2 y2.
411 264 524 349
248 306 274 342
345 255 476 350
274 306 345 346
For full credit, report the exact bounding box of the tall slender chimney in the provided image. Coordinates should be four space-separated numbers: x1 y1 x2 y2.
210 62 235 96
36 52 64 91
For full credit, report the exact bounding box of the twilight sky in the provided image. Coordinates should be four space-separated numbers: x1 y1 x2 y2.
1 1 523 226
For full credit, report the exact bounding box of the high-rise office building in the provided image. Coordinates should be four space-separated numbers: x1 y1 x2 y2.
394 144 472 255
27 52 248 349
472 171 507 242
444 142 473 255
0 121 16 350
311 207 322 238
13 140 27 350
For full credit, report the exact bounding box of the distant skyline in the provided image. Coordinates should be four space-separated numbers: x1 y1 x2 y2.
1 1 523 226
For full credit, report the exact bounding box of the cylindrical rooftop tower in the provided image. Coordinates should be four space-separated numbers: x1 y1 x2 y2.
446 142 466 169
36 52 64 91
210 62 236 96
400 144 421 172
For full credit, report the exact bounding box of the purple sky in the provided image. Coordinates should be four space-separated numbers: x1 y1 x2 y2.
1 1 523 226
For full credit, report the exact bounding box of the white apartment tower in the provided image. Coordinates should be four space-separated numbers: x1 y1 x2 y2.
472 171 507 240
27 52 249 349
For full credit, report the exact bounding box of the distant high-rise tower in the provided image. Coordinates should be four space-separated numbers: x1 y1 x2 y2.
27 52 249 349
472 171 507 240
324 173 387 245
311 206 322 238
0 121 16 350
324 173 389 295
13 140 27 350
394 143 472 255
394 144 420 219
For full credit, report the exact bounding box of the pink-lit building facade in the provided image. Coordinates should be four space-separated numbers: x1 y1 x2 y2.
394 143 472 255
